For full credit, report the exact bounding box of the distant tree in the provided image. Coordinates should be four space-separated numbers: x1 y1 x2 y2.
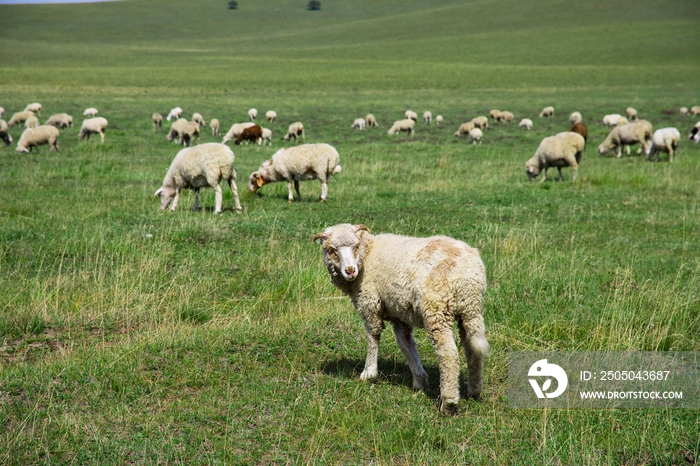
228 0 238 9
307 1 321 10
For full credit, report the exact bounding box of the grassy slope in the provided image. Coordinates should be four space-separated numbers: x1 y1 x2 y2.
0 0 699 464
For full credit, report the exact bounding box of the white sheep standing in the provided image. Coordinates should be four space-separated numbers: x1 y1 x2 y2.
405 110 418 122
469 128 483 144
24 102 42 115
155 142 242 214
83 108 99 118
0 119 13 146
597 120 653 158
602 114 625 127
436 115 443 126
526 132 585 181
454 121 475 137
222 122 255 144
192 113 207 127
152 113 163 129
539 106 554 118
261 127 272 146
210 118 220 137
626 107 638 121
569 112 582 125
16 125 60 153
313 223 489 415
351 118 366 131
519 118 533 130
423 111 432 125
24 115 40 129
248 108 258 121
471 116 489 129
387 118 415 137
248 143 341 202
647 127 680 162
265 110 277 123
165 107 181 121
284 121 305 142
366 114 379 128
8 111 34 127
45 113 74 129
78 117 109 143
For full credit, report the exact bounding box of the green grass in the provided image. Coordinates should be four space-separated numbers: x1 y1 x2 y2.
1 0 699 464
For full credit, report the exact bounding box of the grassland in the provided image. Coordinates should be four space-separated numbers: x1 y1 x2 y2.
1 0 699 464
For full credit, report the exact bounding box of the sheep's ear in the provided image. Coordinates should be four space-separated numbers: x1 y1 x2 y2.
527 166 533 174
312 232 330 244
255 175 264 188
154 188 162 197
353 225 371 236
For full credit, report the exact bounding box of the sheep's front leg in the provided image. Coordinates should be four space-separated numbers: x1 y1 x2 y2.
557 167 564 181
539 167 548 182
286 181 295 202
171 188 181 211
100 131 105 143
392 321 429 390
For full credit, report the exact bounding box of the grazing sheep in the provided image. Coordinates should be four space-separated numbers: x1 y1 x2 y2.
602 114 625 127
45 113 73 129
166 107 182 121
616 117 629 126
78 117 109 143
387 118 415 136
647 127 680 162
154 142 242 214
351 118 366 131
469 128 483 144
436 115 443 126
569 122 588 143
83 108 99 118
152 113 163 129
454 121 475 137
499 111 515 123
222 122 255 144
8 111 34 127
24 102 42 115
471 116 489 129
687 122 700 142
265 110 277 123
192 112 207 127
284 121 305 142
680 107 690 117
423 111 432 125
178 121 200 147
235 124 262 145
489 109 501 120
248 108 258 121
0 119 13 146
16 125 60 153
405 110 418 122
167 118 189 143
313 224 489 415
210 118 220 137
248 143 341 202
539 106 554 118
366 114 379 128
526 132 585 182
261 127 272 146
691 106 700 116
626 107 638 121
597 120 653 158
24 115 39 129
569 112 582 125
519 118 533 130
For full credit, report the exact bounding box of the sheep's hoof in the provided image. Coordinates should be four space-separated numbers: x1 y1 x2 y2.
236 208 243 214
318 198 325 203
438 397 459 416
413 373 429 391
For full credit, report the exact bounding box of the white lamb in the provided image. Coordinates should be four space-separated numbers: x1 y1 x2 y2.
24 115 39 129
569 112 582 125
539 106 554 118
351 118 366 131
24 102 42 115
248 143 341 202
454 121 475 137
16 125 60 153
45 113 73 129
78 117 108 143
8 111 34 127
626 107 638 121
597 120 653 158
647 127 680 162
83 108 99 118
152 113 163 129
266 110 277 123
423 111 432 125
388 118 415 136
192 113 207 127
155 142 242 214
469 128 483 144
248 108 258 121
261 127 272 146
222 122 255 144
602 114 624 127
405 110 418 122
166 107 182 121
210 118 220 137
0 119 13 146
519 118 533 130
366 114 379 128
526 132 585 181
284 121 305 142
436 115 443 126
313 223 489 415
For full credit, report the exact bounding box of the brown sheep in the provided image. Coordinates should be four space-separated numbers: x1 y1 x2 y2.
569 122 588 143
235 124 263 145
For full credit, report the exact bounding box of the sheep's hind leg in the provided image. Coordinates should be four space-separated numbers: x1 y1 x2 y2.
192 189 201 211
213 185 223 214
286 182 295 202
294 180 302 201
392 321 429 390
228 174 243 213
319 180 328 202
458 316 489 400
424 297 461 415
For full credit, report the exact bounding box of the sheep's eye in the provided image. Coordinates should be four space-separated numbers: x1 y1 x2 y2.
327 248 338 259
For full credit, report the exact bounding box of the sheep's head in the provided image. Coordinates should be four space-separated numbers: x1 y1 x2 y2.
525 161 539 181
154 186 176 210
15 143 28 153
313 224 370 282
597 143 610 156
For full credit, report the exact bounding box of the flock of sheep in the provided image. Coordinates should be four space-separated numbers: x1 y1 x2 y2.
2 100 699 415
